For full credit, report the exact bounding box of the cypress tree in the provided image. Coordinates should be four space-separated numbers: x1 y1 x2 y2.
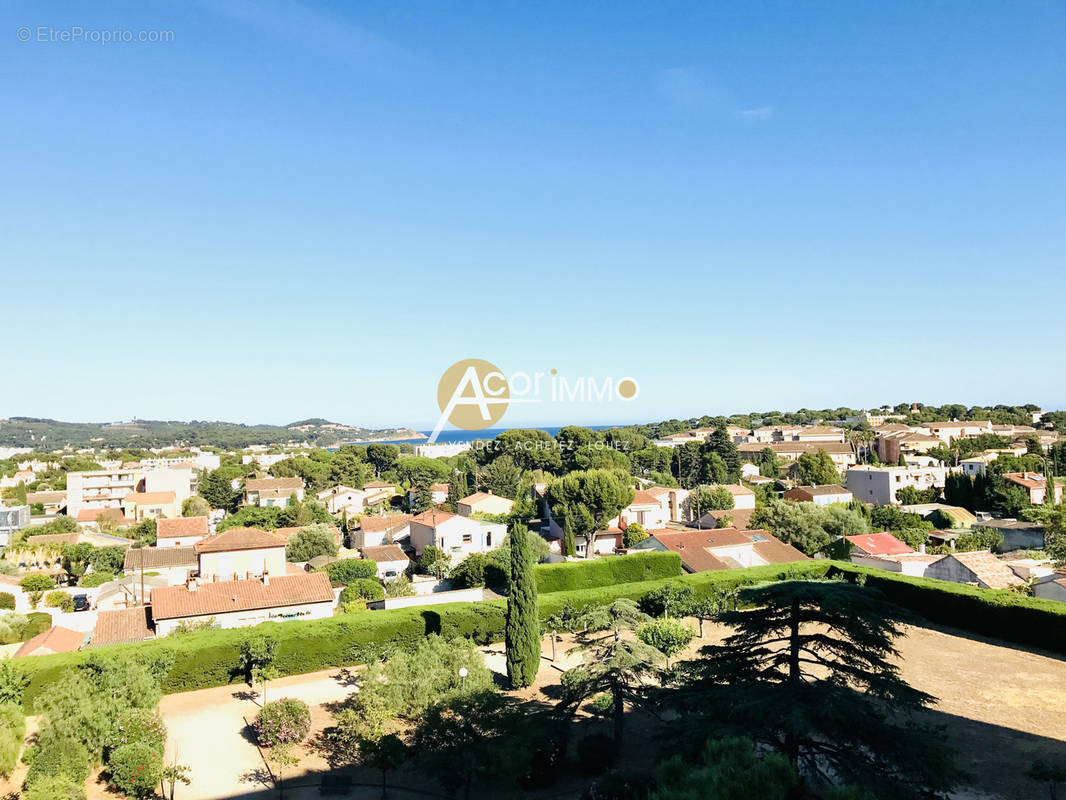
505 522 540 688
562 514 577 557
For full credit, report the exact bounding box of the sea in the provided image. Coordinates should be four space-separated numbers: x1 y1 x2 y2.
337 424 620 448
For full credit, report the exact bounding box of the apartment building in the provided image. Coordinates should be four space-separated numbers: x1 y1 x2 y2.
845 465 946 505
66 465 195 519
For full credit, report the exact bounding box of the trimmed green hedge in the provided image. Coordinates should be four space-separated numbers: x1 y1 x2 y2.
534 551 683 593
829 563 1066 654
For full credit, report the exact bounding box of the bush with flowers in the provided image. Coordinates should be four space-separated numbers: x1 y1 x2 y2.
105 708 167 754
107 740 163 799
253 698 311 748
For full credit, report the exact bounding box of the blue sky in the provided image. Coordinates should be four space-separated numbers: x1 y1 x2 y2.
2 1 1064 430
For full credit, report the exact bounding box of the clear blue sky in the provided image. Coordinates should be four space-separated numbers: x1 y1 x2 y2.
2 1 1064 430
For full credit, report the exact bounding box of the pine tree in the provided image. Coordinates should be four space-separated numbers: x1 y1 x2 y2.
678 580 960 798
897 453 907 467
505 522 540 688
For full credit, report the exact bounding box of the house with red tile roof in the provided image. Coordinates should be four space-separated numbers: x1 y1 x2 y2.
359 544 411 580
845 532 915 557
156 515 209 548
15 626 86 657
151 572 336 636
630 527 808 573
924 551 1025 590
843 532 939 577
91 606 154 646
123 491 178 522
194 527 287 582
244 477 305 508
457 491 514 517
1004 472 1062 505
352 514 414 549
409 509 506 561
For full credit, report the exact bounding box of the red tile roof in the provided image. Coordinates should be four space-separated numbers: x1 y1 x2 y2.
76 507 127 523
152 572 335 620
359 545 409 563
157 516 209 538
358 514 414 533
246 477 304 492
629 490 662 506
945 551 1025 590
92 606 153 646
844 532 915 556
16 626 86 657
194 527 286 554
643 528 808 573
411 509 457 527
123 546 197 571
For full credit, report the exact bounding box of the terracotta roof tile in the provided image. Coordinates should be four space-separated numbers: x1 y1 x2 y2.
152 572 335 620
194 527 286 554
157 516 209 538
948 551 1025 590
246 477 304 492
411 509 458 527
125 491 176 505
360 545 409 563
358 515 414 533
643 528 808 572
123 546 198 571
15 626 86 657
844 532 915 556
92 606 153 646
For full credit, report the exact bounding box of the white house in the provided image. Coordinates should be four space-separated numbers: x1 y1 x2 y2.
194 527 288 582
406 483 449 509
783 485 853 506
845 465 945 506
457 491 514 517
359 544 411 580
919 420 994 443
350 514 414 549
156 516 209 548
408 509 506 561
317 485 371 515
123 546 198 585
245 478 305 507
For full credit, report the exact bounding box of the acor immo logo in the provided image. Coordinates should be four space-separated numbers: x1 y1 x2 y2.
430 359 638 442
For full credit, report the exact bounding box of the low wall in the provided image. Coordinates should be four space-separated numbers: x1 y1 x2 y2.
371 586 484 610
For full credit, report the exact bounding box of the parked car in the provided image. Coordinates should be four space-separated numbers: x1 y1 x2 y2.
72 594 90 612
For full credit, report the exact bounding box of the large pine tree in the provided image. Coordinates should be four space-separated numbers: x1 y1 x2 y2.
673 580 960 799
505 522 541 688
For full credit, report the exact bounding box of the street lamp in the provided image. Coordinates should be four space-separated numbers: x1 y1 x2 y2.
458 667 468 692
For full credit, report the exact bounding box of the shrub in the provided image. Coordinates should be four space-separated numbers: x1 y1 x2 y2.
45 591 74 612
25 734 90 787
0 702 25 777
107 740 163 799
639 584 699 618
622 523 648 548
325 558 377 585
955 529 1005 553
23 774 86 800
285 525 338 563
384 574 415 597
253 698 311 747
19 575 54 593
450 553 489 588
0 593 14 611
340 579 384 606
534 551 682 593
78 572 114 588
105 708 166 753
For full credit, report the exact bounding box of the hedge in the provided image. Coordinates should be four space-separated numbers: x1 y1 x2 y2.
828 563 1066 655
533 551 683 593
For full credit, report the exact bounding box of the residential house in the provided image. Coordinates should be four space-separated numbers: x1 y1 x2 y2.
923 551 1024 590
900 503 977 528
76 507 128 528
845 465 946 506
156 516 209 548
240 451 309 468
919 420 994 443
793 426 846 443
90 606 154 646
718 484 757 510
359 544 411 580
457 491 515 517
970 519 1045 551
1032 574 1066 603
408 509 506 561
737 441 857 472
123 546 198 585
151 572 336 635
404 483 450 509
15 626 86 657
644 485 690 522
631 527 808 572
244 477 305 508
689 507 757 531
317 485 371 515
875 430 943 464
610 489 669 530
362 481 399 506
783 485 853 506
0 505 30 548
123 491 178 521
959 452 999 477
1003 473 1062 505
195 527 287 581
0 469 35 489
25 490 66 514
350 514 414 549
843 532 938 577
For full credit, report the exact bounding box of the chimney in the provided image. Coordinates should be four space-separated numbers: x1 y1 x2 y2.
919 543 926 554
262 571 269 586
188 578 198 592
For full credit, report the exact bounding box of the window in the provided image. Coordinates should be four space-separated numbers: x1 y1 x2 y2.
486 532 492 547
462 533 472 544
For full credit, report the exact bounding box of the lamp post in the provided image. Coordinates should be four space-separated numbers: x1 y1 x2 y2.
458 667 468 692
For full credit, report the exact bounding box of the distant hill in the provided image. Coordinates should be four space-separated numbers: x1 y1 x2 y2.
0 417 422 450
